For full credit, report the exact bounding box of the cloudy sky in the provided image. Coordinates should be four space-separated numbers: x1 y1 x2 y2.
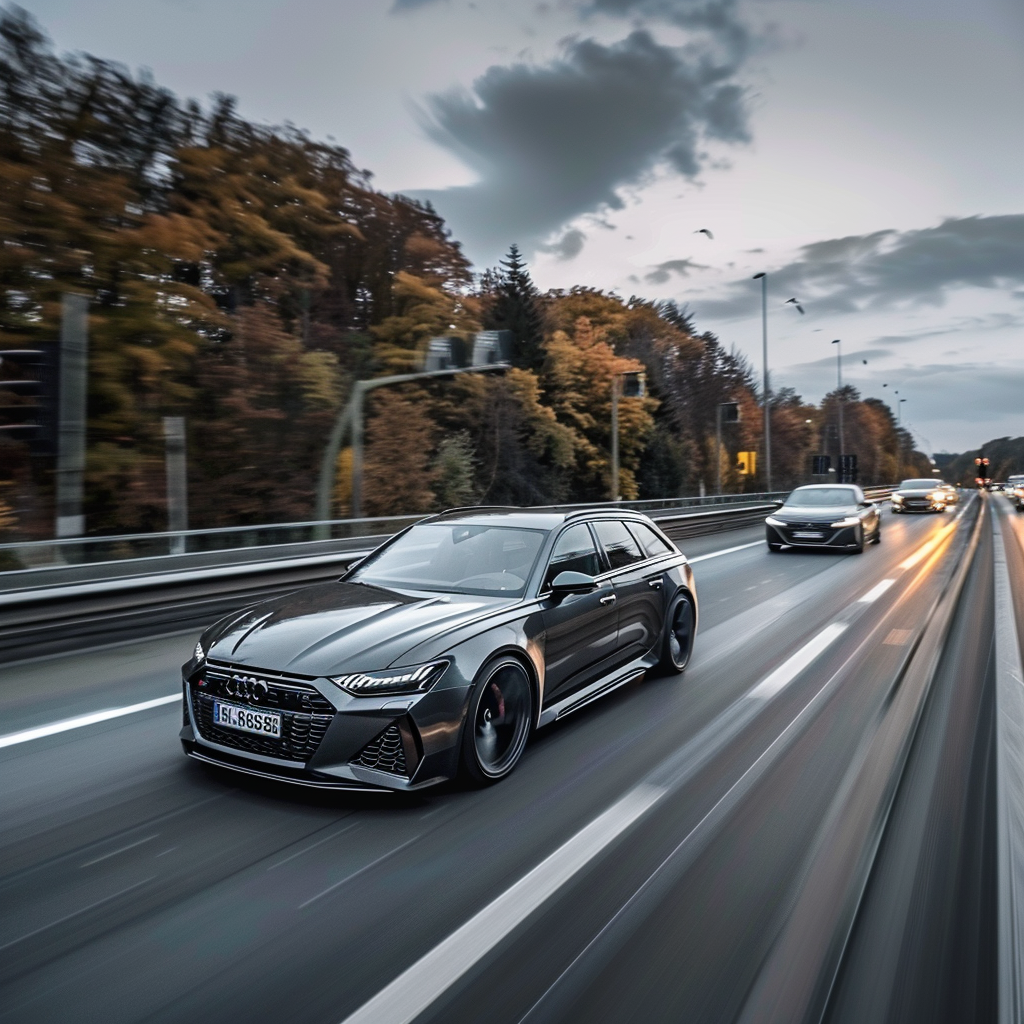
22 0 1024 453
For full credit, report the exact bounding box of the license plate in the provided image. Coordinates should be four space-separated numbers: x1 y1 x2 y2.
793 531 823 539
213 700 282 738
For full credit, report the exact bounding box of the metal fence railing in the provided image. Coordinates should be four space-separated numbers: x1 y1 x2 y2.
0 487 898 578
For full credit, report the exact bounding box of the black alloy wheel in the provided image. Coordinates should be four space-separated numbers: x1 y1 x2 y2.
660 592 696 674
461 656 533 784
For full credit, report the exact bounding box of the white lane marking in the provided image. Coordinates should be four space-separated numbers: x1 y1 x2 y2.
338 785 663 1024
689 540 763 564
81 834 159 868
748 623 848 701
858 579 895 604
300 833 424 910
0 694 179 750
268 823 359 872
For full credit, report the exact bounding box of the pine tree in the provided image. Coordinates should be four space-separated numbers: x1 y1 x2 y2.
485 244 545 371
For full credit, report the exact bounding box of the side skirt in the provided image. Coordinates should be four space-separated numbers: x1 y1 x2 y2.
537 656 653 728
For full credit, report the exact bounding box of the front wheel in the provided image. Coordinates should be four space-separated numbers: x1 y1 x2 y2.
460 656 533 785
851 526 865 554
658 592 696 674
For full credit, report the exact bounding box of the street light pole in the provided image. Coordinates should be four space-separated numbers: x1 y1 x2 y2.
753 273 771 491
832 339 844 473
610 375 620 501
315 362 509 531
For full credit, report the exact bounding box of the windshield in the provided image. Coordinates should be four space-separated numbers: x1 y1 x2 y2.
785 487 858 507
900 479 940 490
348 523 546 597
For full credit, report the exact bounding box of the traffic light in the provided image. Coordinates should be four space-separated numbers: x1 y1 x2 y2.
812 455 831 475
736 451 757 475
0 347 58 455
621 371 646 398
839 453 858 483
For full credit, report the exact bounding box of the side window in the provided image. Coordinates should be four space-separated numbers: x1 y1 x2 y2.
543 524 601 588
628 522 674 558
592 520 645 571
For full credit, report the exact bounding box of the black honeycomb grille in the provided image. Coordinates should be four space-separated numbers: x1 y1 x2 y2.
190 664 334 762
352 724 408 776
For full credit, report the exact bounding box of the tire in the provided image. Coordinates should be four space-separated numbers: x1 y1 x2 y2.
851 526 865 554
658 591 696 674
872 526 882 544
767 542 783 552
460 656 533 785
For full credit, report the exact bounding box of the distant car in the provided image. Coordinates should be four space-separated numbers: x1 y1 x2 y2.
181 508 698 791
765 484 881 553
890 478 949 513
1007 475 1024 511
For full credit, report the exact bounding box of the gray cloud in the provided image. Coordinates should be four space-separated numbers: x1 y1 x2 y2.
645 257 707 283
537 227 587 260
390 0 447 12
695 215 1024 320
413 23 750 264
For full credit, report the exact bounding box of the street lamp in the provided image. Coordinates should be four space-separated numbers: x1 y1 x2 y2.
753 273 771 491
610 370 645 501
832 339 844 470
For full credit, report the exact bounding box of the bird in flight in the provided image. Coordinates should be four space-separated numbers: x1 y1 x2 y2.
694 228 714 239
785 297 805 314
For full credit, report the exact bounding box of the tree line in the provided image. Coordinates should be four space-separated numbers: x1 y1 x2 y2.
0 7 932 538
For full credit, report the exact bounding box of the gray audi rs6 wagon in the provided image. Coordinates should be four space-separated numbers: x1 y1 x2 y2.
181 508 698 791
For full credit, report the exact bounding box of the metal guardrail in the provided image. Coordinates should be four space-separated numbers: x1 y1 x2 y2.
0 488 898 575
0 485 897 660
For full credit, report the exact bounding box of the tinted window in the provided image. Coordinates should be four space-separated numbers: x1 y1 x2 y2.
785 487 858 507
593 520 645 571
350 523 545 597
544 524 601 588
629 522 674 558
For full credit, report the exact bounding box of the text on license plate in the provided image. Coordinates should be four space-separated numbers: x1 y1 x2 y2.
213 700 282 738
793 531 823 539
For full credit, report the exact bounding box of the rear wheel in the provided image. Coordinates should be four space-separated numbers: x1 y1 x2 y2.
460 656 533 785
658 592 696 674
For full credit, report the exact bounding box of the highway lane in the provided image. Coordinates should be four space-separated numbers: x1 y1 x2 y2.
0 500 981 1023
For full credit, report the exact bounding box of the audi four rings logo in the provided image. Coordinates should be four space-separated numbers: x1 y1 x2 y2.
226 675 269 703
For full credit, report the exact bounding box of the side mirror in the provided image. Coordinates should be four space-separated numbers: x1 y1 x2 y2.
550 571 599 598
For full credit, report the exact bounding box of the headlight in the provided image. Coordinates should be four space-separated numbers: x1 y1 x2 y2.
891 494 903 504
331 660 448 696
930 492 946 502
831 516 861 528
193 639 206 663
765 516 786 527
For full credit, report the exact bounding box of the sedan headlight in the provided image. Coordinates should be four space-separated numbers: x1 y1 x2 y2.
891 494 904 504
331 660 448 696
930 492 946 502
765 516 786 527
831 516 861 528
193 639 206 663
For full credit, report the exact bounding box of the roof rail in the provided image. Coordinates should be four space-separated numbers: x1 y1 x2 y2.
564 506 642 522
438 505 526 516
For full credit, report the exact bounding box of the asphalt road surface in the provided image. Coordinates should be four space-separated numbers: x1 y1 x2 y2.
0 494 1008 1024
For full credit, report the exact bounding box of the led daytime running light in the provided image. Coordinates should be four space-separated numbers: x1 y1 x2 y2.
193 639 206 663
332 661 447 696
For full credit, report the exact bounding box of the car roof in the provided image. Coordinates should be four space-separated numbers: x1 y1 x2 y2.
426 506 652 530
790 484 858 490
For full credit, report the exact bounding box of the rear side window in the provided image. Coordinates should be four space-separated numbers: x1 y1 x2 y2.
592 520 645 571
628 522 674 558
544 524 601 588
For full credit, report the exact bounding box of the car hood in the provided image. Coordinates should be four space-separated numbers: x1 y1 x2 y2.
895 488 938 496
774 503 859 523
205 581 510 677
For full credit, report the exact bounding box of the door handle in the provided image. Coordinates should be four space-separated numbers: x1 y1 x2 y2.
647 579 663 589
599 594 617 605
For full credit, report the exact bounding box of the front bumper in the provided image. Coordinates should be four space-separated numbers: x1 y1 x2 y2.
766 521 862 549
180 659 469 792
891 499 945 512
